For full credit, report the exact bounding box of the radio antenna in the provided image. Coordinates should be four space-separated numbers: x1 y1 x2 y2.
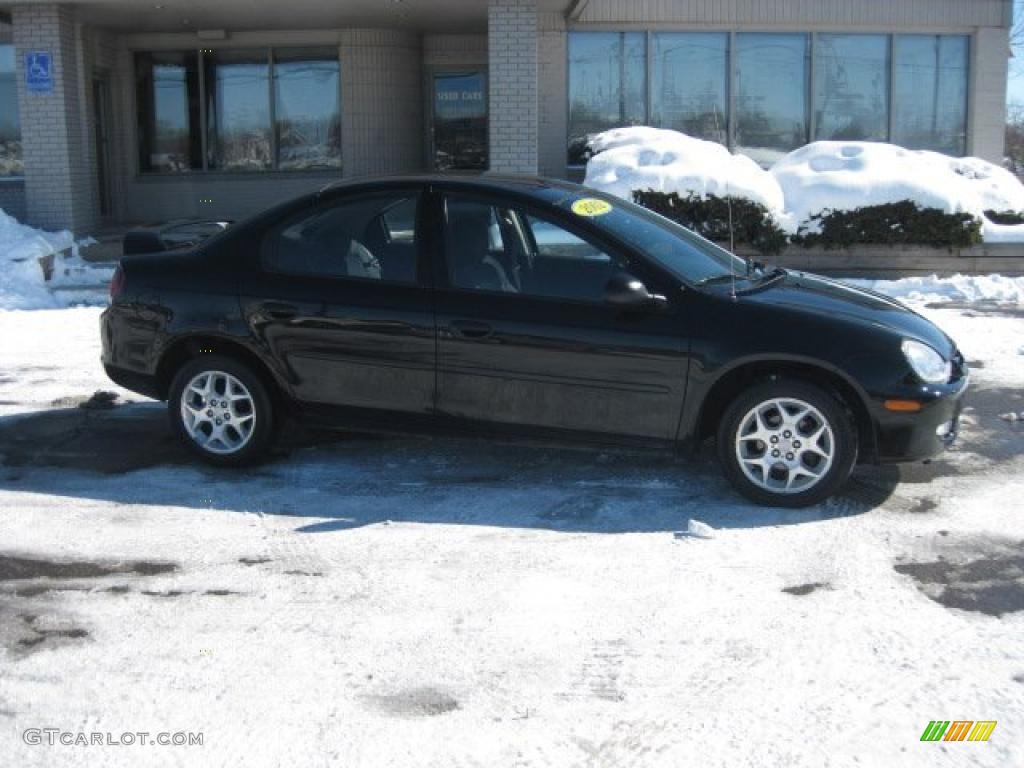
726 177 736 300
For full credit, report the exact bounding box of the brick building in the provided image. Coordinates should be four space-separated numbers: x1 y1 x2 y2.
0 0 1013 233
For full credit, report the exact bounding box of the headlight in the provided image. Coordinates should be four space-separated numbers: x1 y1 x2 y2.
901 339 951 384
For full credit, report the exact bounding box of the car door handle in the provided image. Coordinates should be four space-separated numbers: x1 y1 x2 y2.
263 302 298 320
450 319 493 339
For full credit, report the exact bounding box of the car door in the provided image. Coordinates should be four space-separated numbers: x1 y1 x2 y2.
433 190 691 444
238 187 436 422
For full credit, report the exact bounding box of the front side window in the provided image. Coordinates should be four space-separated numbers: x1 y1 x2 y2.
135 51 201 172
892 35 968 155
813 34 890 141
0 43 22 177
262 193 420 284
568 32 646 165
552 194 746 286
651 32 729 145
444 195 629 302
735 33 808 166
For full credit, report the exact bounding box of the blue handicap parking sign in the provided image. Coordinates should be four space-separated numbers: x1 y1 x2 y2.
25 51 53 93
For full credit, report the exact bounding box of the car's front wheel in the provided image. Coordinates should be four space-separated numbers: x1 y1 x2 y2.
717 379 857 507
168 355 274 466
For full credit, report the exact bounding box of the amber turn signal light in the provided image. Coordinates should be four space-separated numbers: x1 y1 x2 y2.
884 399 922 412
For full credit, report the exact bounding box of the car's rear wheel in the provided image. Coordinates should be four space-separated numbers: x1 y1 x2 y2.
717 379 857 507
168 355 274 466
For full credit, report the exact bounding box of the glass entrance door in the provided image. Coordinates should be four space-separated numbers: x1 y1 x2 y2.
432 72 487 171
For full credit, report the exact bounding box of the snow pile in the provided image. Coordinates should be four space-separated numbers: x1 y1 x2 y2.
844 273 1024 306
583 127 786 217
681 518 716 539
772 141 1024 238
0 208 110 310
582 128 1024 241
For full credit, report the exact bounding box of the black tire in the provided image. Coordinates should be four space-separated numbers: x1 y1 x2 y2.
168 354 275 467
716 379 858 507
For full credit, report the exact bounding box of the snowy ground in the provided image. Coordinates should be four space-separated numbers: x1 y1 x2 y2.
0 292 1022 767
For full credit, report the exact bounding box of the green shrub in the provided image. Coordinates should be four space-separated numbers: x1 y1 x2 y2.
631 190 788 256
983 209 1024 226
791 202 982 250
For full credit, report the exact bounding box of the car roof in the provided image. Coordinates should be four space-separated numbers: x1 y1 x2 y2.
317 174 590 201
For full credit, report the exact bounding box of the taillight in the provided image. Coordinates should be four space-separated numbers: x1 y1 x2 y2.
109 264 125 301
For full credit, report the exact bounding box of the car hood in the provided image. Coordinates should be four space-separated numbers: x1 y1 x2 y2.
744 270 956 357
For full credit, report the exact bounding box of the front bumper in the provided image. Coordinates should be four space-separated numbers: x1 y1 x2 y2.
872 369 968 463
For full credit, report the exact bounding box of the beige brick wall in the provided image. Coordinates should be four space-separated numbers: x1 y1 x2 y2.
538 12 567 178
488 0 538 174
423 33 487 70
341 29 422 177
12 3 95 232
573 0 1009 28
0 180 27 220
969 26 1009 162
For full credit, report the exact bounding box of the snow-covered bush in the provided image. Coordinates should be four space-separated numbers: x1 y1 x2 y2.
583 127 786 215
631 190 788 255
790 202 981 250
582 127 1024 245
771 141 1024 243
582 127 789 254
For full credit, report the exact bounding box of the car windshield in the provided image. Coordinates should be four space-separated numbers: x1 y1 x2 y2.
555 192 749 285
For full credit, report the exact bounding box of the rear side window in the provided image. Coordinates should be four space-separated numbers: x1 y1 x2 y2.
261 192 420 284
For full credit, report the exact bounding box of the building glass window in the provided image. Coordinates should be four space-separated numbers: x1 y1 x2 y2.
813 34 890 141
135 47 341 174
135 52 201 172
432 71 488 170
651 33 729 145
568 32 646 165
893 35 968 155
204 50 271 171
0 43 24 176
273 48 341 170
736 33 808 166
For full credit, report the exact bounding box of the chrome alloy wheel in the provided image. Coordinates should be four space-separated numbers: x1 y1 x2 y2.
179 370 256 455
734 397 835 495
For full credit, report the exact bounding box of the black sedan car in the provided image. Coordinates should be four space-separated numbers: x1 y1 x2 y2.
101 176 967 507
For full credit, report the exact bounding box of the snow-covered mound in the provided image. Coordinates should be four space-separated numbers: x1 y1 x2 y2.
844 273 1024 305
582 128 1024 241
583 126 785 216
0 208 110 310
772 141 1024 238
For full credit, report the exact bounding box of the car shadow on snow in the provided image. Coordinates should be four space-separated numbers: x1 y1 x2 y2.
0 400 902 534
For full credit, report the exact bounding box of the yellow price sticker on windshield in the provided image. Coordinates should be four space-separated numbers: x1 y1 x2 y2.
571 198 612 217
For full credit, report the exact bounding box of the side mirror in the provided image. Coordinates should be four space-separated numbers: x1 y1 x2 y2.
604 272 668 310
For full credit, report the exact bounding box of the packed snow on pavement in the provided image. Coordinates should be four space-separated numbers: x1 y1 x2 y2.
0 209 112 312
0 275 1022 767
